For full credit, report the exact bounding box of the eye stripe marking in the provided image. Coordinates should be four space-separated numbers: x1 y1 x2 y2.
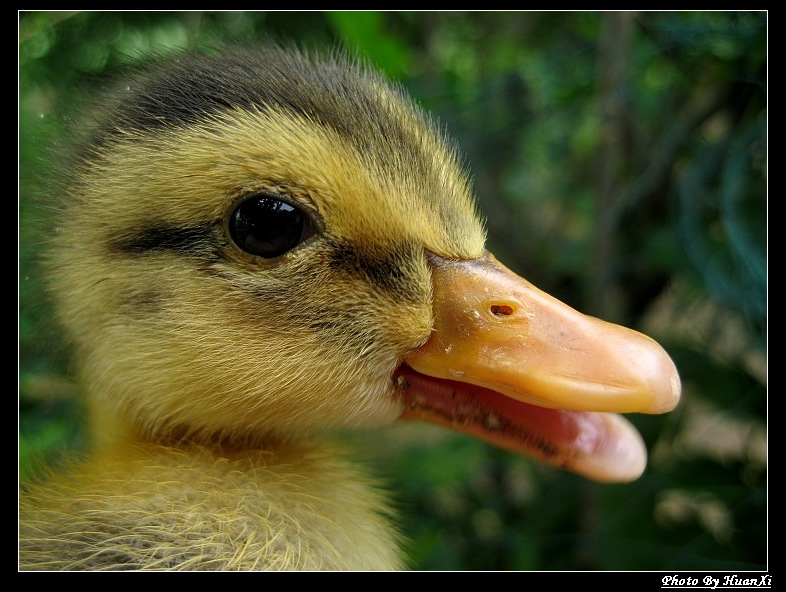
328 242 425 303
111 223 220 257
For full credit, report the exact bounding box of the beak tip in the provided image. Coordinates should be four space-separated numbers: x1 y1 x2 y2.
645 346 682 414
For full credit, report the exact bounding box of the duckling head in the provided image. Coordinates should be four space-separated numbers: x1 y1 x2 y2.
49 46 680 480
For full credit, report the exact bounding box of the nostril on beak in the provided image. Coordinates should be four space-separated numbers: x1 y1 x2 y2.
490 304 515 317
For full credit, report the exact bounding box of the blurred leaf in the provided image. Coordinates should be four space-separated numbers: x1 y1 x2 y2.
325 11 412 78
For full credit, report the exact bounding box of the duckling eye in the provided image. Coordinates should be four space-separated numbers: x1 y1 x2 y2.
229 194 312 258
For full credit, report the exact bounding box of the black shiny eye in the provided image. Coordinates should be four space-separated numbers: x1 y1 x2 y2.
229 193 312 258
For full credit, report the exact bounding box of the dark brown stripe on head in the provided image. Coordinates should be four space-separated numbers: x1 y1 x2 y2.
328 242 425 303
91 47 453 191
98 48 413 138
110 222 221 259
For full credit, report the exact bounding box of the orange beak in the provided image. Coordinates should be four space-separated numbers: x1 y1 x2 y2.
395 251 681 482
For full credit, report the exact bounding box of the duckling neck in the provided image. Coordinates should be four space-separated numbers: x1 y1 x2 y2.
22 407 405 570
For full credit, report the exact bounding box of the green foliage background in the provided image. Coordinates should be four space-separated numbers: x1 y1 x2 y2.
19 11 767 571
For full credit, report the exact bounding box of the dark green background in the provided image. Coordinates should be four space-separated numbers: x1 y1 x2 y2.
19 11 767 571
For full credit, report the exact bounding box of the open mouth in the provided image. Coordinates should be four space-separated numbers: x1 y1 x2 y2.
394 363 648 482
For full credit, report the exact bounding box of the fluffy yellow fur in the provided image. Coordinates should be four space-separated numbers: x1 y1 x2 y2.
20 48 486 570
20 441 404 570
52 106 483 446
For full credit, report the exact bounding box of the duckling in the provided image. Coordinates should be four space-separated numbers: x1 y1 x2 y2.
18 45 681 571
